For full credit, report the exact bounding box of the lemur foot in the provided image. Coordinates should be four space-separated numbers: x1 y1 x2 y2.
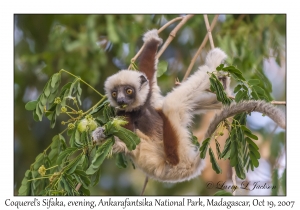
92 127 106 144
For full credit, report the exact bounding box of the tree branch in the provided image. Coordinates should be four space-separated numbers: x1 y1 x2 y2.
271 101 286 105
203 15 215 49
183 15 219 81
205 100 286 139
156 15 194 59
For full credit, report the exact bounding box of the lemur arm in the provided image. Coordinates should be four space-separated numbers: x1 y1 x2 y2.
138 29 164 108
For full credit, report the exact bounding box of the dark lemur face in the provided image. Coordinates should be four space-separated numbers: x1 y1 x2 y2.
110 85 136 108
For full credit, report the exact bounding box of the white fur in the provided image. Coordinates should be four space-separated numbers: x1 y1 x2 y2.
104 70 150 112
143 29 163 45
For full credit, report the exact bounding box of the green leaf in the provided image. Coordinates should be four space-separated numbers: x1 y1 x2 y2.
248 79 260 86
209 77 217 92
250 149 260 159
214 190 232 196
221 138 231 159
90 168 101 186
66 155 84 174
111 126 140 151
157 61 168 77
216 64 224 71
200 138 210 159
25 100 38 111
56 147 78 165
233 84 241 93
246 137 259 150
249 153 259 167
235 90 247 102
51 73 61 88
244 131 258 140
18 170 32 195
222 66 246 81
252 85 265 95
115 153 128 169
209 148 222 174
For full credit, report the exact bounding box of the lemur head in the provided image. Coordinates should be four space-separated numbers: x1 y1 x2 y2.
104 70 149 112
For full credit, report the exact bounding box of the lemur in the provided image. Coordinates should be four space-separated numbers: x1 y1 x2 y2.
92 29 285 182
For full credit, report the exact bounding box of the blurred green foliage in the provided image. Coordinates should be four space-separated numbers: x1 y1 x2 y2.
14 14 286 195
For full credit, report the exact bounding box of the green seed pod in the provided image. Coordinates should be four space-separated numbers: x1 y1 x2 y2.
77 118 98 133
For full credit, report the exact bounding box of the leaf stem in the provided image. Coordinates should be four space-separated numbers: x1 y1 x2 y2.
65 105 77 112
60 69 104 97
83 95 107 115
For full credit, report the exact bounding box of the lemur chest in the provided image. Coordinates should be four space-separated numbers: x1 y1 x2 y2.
118 108 163 139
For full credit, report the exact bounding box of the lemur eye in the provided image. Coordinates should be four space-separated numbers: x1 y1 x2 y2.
126 88 133 95
111 91 117 98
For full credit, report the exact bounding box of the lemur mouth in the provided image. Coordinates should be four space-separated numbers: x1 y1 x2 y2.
116 104 128 109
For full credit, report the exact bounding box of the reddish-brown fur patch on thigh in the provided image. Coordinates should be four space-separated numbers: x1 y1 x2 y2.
157 110 179 165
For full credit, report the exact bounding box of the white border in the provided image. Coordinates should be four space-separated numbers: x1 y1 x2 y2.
2 1 299 209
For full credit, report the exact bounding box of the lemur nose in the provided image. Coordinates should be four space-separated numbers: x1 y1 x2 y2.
117 97 126 105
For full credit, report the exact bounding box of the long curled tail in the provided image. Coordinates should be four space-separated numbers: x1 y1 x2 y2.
205 100 286 139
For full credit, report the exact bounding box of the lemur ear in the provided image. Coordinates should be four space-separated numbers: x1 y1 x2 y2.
139 75 148 86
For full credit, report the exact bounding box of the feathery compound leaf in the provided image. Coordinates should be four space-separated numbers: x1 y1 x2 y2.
86 137 114 175
200 138 210 159
210 74 232 105
209 148 222 174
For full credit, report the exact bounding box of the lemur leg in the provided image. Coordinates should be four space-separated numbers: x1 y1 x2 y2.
164 48 228 126
160 48 228 165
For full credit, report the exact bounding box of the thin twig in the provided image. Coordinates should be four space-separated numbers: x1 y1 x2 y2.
183 15 219 81
204 15 215 49
140 176 149 196
158 17 184 34
231 167 237 196
271 101 286 105
156 15 194 59
128 16 184 70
